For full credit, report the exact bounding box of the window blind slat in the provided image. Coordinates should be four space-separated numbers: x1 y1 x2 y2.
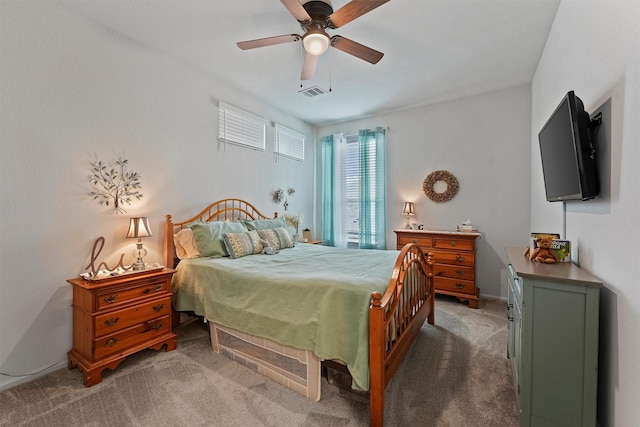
274 123 305 161
218 101 266 151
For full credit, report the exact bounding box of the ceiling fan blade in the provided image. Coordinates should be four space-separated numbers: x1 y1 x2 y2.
331 35 384 64
237 34 300 50
328 0 390 28
281 0 311 22
301 53 318 80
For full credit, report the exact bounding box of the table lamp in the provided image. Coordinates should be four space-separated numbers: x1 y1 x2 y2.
402 202 415 229
126 217 153 271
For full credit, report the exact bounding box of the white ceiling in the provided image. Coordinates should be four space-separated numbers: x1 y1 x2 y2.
59 0 560 126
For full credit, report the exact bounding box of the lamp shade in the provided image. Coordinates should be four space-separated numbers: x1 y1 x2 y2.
302 28 330 56
402 202 415 215
126 217 153 239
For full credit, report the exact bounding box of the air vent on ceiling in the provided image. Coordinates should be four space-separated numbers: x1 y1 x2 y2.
299 86 327 97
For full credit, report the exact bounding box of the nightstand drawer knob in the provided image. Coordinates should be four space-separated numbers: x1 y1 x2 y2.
449 241 457 246
456 255 465 262
103 295 118 304
143 285 163 294
104 338 118 348
104 317 119 327
147 322 163 332
153 303 165 312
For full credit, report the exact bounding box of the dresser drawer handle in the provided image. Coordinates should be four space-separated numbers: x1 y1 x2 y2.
146 322 164 332
152 303 165 312
455 283 465 289
104 338 118 348
456 255 465 262
104 317 119 327
103 295 118 304
411 238 418 243
449 241 457 246
143 285 164 294
455 269 465 276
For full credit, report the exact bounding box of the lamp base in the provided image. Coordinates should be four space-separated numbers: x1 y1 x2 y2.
132 259 146 271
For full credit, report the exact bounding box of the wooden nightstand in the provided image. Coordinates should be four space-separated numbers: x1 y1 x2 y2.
67 268 177 386
395 229 481 308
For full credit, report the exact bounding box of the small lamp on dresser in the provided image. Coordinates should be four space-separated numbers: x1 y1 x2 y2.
402 202 415 229
126 217 153 271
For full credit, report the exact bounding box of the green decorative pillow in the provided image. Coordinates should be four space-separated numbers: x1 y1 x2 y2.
223 230 264 259
257 227 294 250
241 217 286 231
187 221 247 257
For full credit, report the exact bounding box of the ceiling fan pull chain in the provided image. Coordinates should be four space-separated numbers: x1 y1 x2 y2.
329 48 333 92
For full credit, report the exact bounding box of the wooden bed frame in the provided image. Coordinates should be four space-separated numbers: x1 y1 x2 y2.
163 198 435 427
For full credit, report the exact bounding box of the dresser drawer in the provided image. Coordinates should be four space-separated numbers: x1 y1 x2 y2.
94 315 171 360
430 250 475 267
434 277 476 295
95 296 171 337
397 234 432 250
433 264 475 281
96 277 170 311
433 238 475 252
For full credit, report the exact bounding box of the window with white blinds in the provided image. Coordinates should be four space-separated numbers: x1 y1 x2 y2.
274 123 305 161
218 101 266 151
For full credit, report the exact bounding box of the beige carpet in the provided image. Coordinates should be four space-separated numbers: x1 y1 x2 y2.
0 296 518 426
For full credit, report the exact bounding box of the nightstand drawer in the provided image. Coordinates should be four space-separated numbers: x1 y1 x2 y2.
96 277 169 311
433 264 475 281
397 235 432 250
430 250 475 267
94 315 170 360
434 277 476 295
95 296 171 337
433 238 474 252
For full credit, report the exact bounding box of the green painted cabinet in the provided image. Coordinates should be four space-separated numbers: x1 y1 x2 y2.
506 247 601 427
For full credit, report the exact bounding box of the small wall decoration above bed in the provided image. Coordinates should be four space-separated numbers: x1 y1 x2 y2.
423 170 459 203
88 157 143 214
272 187 295 210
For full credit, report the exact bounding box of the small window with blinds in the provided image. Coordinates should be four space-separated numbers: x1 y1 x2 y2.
218 101 266 151
274 123 305 161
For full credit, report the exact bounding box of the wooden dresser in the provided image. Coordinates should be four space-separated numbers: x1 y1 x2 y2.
395 229 481 308
67 268 177 386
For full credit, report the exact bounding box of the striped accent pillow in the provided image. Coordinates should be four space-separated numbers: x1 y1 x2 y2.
222 230 264 259
257 227 294 250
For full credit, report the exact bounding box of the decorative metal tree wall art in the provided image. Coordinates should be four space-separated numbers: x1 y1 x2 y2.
89 157 143 214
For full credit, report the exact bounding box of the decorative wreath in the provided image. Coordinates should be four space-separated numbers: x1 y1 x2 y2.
423 170 459 203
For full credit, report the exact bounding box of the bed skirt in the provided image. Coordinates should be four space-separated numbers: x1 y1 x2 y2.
209 323 321 401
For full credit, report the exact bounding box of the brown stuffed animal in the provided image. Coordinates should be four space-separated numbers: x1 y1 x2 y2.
524 237 560 263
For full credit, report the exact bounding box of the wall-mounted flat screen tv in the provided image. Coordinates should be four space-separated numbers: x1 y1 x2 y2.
538 91 599 202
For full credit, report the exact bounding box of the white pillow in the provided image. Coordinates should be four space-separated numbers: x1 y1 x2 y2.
173 228 201 259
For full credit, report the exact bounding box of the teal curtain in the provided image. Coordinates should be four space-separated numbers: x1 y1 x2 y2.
358 127 386 249
321 135 335 247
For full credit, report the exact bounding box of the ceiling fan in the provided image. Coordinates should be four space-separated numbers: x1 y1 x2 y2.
237 0 390 80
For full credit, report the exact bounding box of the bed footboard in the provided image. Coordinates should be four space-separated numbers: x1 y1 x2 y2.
369 243 434 427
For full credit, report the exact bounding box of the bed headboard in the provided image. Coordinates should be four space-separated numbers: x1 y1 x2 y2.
163 198 277 268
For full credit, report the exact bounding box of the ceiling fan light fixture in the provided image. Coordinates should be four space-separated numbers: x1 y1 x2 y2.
302 28 330 56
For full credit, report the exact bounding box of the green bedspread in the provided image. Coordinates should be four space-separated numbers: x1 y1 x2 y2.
172 243 399 391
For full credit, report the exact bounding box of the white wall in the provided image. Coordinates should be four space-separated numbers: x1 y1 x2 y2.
0 1 314 390
531 0 640 425
316 85 532 300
